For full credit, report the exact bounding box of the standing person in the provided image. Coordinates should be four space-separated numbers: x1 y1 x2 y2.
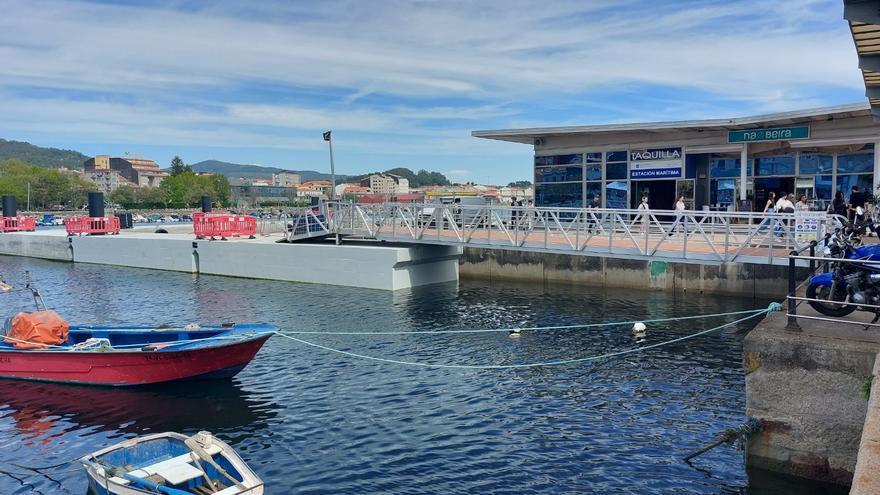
635 195 650 233
849 185 865 223
763 192 777 213
795 194 809 212
588 193 601 234
832 191 848 217
667 196 686 237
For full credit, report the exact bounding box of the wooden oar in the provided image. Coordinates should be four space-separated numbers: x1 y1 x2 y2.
184 437 246 491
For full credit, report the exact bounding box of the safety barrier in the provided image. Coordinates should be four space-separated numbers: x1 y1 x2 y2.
65 216 121 236
0 216 36 232
193 212 257 240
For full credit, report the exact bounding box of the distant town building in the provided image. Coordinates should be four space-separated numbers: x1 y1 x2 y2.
84 169 129 193
300 180 333 197
272 172 301 187
231 185 297 208
237 177 273 186
500 185 534 204
361 174 409 195
83 155 168 188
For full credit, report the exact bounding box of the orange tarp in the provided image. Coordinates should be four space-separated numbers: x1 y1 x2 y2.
4 311 69 349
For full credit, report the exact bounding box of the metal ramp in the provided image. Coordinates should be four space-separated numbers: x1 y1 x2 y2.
285 208 331 242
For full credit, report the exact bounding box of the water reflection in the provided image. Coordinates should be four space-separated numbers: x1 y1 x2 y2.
0 379 277 440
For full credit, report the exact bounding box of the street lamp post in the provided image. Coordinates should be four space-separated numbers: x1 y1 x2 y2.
323 130 336 201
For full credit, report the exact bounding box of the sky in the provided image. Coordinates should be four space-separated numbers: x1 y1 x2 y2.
0 0 867 184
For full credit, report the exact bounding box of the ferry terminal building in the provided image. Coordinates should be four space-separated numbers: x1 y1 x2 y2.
473 103 880 212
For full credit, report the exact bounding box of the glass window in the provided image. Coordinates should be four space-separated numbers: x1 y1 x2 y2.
535 154 582 166
605 181 628 209
816 175 832 201
755 155 794 176
837 152 873 174
586 162 602 180
586 182 602 206
836 174 874 199
606 162 627 180
710 158 753 178
535 165 582 183
535 183 583 208
606 151 627 162
710 179 737 206
798 154 832 174
586 152 602 163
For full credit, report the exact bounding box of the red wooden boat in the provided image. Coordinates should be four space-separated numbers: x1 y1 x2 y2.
0 322 275 386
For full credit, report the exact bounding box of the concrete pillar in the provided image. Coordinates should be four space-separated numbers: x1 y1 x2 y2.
740 143 748 201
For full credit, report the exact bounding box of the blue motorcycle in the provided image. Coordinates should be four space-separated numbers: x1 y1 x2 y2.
806 222 880 317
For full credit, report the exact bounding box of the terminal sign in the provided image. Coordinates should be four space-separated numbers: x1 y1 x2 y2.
728 126 809 143
630 147 682 179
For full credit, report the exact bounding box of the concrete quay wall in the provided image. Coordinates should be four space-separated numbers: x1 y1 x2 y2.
0 231 71 261
459 247 798 298
744 310 880 486
851 353 880 495
0 231 461 291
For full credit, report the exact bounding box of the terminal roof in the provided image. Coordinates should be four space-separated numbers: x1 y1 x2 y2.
844 0 880 119
471 102 871 144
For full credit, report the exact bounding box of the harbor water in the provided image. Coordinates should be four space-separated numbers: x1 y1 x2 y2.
0 255 845 494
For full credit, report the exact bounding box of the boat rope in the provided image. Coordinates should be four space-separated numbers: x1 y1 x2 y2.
273 303 779 369
683 418 762 463
278 307 776 335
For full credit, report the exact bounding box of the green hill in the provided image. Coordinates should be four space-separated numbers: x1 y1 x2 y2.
191 160 344 182
0 139 90 170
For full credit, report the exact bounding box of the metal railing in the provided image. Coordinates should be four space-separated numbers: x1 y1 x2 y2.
319 201 843 265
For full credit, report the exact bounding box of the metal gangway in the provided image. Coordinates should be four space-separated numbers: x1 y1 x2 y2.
284 201 843 266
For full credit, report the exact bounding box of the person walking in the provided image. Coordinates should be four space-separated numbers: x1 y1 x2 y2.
588 193 601 234
795 194 810 212
667 196 686 237
635 195 650 233
774 192 795 238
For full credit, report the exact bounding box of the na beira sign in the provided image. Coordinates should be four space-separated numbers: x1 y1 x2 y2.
728 126 809 143
630 147 682 179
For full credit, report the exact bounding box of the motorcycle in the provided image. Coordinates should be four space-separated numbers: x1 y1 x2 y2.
806 217 880 318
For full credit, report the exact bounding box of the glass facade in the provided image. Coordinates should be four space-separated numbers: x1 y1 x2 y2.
534 182 582 208
755 155 795 176
533 145 875 210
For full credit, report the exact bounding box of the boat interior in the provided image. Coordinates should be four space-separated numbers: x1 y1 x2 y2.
92 435 246 495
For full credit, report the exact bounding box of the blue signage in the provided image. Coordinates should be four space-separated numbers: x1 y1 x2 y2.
631 167 682 179
629 146 683 179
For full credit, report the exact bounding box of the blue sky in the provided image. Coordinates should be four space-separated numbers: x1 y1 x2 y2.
0 0 866 184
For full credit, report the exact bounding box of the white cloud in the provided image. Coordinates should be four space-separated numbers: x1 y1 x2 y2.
0 0 865 179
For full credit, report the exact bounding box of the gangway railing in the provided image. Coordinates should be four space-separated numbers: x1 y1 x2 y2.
321 201 844 266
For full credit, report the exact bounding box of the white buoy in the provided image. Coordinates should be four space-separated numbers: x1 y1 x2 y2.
632 322 647 334
509 329 521 338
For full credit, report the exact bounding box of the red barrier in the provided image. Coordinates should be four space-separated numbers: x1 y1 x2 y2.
193 213 257 239
65 217 121 236
0 216 36 233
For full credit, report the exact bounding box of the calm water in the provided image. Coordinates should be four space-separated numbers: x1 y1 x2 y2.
0 256 842 494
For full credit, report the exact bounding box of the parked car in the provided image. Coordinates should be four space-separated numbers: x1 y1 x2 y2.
132 214 147 223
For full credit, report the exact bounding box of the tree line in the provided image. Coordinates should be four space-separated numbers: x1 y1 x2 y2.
0 159 96 209
109 156 230 208
0 157 231 211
